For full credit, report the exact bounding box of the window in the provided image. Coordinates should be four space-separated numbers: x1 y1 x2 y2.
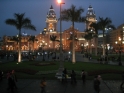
70 32 72 34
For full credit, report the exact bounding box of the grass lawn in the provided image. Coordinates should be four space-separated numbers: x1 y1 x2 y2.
0 61 124 80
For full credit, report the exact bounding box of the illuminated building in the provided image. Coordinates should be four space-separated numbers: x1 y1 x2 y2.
2 5 97 52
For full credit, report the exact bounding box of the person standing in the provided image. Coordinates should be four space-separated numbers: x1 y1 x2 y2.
63 68 68 83
7 72 15 93
71 70 76 84
12 70 18 89
93 75 101 93
0 70 3 80
40 77 46 93
81 70 86 84
120 71 124 89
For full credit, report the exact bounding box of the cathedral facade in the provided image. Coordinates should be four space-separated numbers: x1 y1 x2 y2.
2 5 97 52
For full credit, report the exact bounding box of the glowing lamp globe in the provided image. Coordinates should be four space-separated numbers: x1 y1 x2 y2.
58 0 61 3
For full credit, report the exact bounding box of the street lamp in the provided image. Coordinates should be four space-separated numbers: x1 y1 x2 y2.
57 0 65 76
86 42 89 53
115 37 124 66
91 44 94 53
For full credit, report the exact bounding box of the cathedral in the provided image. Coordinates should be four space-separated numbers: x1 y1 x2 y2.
2 5 97 52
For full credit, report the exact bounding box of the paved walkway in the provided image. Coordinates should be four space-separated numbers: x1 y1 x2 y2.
0 79 123 93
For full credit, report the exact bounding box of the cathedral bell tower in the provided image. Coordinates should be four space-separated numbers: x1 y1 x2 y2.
46 5 58 33
86 5 97 29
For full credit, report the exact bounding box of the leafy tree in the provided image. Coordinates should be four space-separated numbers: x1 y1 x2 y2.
61 4 84 63
5 13 36 62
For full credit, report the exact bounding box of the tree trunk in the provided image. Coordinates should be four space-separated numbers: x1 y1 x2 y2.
103 31 105 56
18 29 21 62
89 40 91 54
95 37 98 56
53 41 55 52
72 22 76 63
33 42 34 53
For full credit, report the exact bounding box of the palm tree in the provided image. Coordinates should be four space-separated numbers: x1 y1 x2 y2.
90 22 100 56
5 13 36 62
98 17 115 56
50 35 60 52
61 4 84 63
83 29 94 54
68 34 78 51
28 35 38 53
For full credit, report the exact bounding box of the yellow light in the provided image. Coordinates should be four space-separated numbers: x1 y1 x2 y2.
58 0 61 3
44 28 46 31
115 41 118 44
119 37 121 41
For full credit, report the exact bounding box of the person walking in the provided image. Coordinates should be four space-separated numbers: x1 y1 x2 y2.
40 77 47 93
93 75 101 93
81 70 86 84
7 71 11 89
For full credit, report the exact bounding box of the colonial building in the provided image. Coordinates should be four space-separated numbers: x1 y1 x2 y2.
2 5 97 52
109 24 124 52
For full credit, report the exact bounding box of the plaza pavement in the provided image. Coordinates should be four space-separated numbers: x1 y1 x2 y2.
0 79 123 93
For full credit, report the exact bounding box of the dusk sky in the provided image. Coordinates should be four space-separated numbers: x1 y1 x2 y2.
0 0 124 37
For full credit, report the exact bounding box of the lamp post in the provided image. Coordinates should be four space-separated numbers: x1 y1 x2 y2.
81 43 84 53
57 0 65 75
41 28 47 61
115 37 124 66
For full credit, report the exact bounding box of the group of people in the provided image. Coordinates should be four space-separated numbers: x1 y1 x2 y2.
61 68 76 83
61 68 101 93
61 68 86 84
